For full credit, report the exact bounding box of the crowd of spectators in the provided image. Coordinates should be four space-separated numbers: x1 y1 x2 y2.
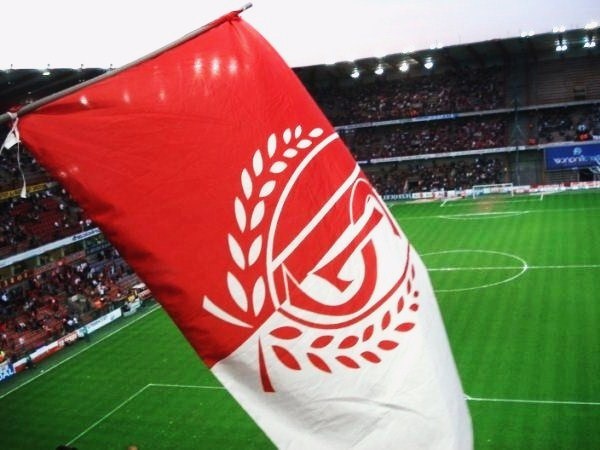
0 247 140 360
0 186 94 258
0 144 131 362
338 104 598 162
534 104 600 144
365 157 507 195
343 117 506 160
0 145 50 191
310 67 505 125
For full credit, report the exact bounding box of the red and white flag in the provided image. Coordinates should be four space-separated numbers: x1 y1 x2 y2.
11 9 472 449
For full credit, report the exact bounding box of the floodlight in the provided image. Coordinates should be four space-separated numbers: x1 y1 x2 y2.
555 38 568 52
584 21 598 30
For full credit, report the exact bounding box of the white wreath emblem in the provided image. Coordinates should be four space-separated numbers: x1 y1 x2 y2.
203 125 324 327
202 125 420 390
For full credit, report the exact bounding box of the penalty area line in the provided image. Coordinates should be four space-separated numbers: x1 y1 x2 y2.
148 382 225 390
68 383 225 445
67 384 152 445
466 394 600 406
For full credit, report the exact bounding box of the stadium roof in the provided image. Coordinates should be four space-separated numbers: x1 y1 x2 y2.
295 27 600 86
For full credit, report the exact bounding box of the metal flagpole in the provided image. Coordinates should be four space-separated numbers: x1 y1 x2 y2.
0 3 253 126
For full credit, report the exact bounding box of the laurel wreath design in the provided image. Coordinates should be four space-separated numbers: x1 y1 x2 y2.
203 125 419 386
267 262 421 374
203 125 324 326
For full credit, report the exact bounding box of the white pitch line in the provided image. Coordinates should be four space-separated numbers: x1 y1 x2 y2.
428 264 600 272
0 305 161 400
430 266 522 271
67 384 152 445
68 383 224 445
466 395 600 406
148 383 225 390
438 211 528 220
423 249 529 292
67 383 600 445
528 264 600 269
393 205 600 221
444 198 541 207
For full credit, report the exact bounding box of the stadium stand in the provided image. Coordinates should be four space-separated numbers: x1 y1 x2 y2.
534 104 600 143
364 157 507 195
0 147 50 190
296 36 599 192
341 116 507 160
0 245 142 360
0 185 93 258
532 58 600 104
309 67 506 125
0 27 599 371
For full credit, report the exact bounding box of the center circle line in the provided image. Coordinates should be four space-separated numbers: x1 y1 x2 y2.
420 249 528 292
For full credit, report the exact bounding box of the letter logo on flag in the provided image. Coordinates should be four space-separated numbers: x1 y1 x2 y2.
202 126 418 394
8 7 472 449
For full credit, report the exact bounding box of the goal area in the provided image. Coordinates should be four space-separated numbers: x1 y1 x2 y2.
472 183 514 198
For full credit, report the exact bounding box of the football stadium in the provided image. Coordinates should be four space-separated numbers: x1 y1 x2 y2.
0 2 599 449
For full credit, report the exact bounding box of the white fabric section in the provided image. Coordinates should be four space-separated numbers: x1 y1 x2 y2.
1 117 20 152
212 248 472 449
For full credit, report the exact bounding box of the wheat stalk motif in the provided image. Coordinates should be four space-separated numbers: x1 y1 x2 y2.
202 125 324 327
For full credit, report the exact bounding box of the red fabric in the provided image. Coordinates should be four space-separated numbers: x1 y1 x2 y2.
17 13 356 367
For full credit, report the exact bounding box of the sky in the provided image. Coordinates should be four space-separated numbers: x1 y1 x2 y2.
1 0 598 69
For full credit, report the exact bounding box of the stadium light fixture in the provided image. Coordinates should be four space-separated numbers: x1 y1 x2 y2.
520 30 535 38
374 63 384 75
552 25 566 33
424 57 434 70
583 36 597 48
350 67 360 79
399 61 410 73
555 38 568 52
41 64 50 76
584 21 598 30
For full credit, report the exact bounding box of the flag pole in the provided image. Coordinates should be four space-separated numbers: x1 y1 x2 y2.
0 3 253 126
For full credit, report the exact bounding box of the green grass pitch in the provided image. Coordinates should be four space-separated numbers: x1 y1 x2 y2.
1 190 598 449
